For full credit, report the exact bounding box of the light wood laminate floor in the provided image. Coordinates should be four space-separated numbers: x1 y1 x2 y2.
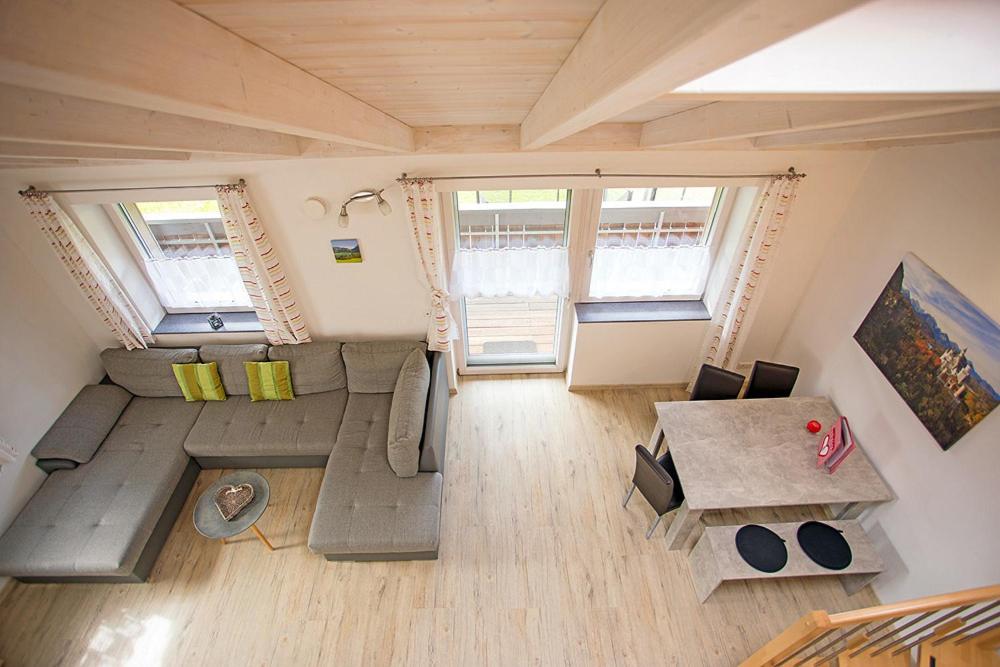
0 376 877 666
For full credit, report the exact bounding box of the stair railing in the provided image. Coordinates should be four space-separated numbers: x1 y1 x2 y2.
740 583 1000 666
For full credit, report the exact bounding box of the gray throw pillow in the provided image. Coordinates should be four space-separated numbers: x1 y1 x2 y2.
32 384 133 465
386 348 430 477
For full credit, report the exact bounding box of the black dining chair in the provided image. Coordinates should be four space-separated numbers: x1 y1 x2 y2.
622 445 685 539
689 363 745 401
744 361 800 399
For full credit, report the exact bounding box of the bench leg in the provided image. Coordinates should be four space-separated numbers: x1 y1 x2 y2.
663 500 702 551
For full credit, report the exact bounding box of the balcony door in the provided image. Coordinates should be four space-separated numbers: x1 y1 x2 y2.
451 189 571 370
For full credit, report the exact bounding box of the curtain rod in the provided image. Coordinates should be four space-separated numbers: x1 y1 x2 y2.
398 167 804 182
18 178 246 196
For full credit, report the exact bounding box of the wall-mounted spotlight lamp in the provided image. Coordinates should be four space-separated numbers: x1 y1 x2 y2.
338 189 392 227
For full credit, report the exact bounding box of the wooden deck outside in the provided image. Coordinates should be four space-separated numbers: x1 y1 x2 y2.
464 296 559 356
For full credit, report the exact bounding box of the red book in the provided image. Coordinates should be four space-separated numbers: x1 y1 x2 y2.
825 417 856 474
816 418 841 468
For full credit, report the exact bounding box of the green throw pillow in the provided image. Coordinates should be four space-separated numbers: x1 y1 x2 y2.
172 362 227 402
245 361 295 401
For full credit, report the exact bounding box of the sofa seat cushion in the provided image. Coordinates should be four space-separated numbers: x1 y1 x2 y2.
0 398 202 578
32 384 133 465
183 389 348 459
308 394 442 555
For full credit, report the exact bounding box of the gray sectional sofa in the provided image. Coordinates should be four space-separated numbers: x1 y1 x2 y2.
0 340 448 582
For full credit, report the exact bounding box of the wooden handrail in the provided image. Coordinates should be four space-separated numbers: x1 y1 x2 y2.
740 584 1000 667
827 584 1000 626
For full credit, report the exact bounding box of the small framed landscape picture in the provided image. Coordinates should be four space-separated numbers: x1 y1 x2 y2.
330 239 362 264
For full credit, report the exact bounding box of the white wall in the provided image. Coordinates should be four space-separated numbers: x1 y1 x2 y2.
775 138 1000 602
0 218 106 589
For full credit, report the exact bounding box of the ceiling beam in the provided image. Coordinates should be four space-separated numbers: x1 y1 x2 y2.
753 107 1000 148
0 0 414 152
0 84 302 157
518 0 869 150
640 100 998 147
0 140 191 161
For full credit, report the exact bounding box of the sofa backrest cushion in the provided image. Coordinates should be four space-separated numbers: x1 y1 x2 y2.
267 341 347 394
31 384 133 464
101 347 198 397
199 344 268 395
342 341 427 394
386 348 430 477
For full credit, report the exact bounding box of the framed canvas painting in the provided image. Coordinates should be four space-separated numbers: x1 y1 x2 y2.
854 253 1000 450
330 239 362 264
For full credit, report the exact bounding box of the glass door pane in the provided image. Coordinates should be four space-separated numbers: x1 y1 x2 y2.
454 189 570 366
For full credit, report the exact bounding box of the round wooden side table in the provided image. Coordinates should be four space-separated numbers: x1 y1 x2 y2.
193 471 274 551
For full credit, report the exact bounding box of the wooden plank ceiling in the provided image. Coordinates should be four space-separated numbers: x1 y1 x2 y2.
0 0 997 167
178 0 605 126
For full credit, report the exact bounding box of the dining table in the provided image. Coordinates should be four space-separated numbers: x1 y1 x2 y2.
647 396 894 550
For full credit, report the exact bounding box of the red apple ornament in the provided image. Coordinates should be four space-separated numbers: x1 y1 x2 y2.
806 420 822 434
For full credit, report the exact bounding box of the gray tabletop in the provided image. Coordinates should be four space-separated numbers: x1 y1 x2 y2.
193 471 270 540
653 397 893 511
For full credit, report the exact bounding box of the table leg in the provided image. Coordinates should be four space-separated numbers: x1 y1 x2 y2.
220 537 226 545
836 502 867 520
648 419 665 458
250 524 275 551
663 500 703 551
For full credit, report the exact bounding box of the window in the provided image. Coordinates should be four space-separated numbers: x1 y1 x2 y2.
588 187 724 299
453 189 571 366
115 199 252 312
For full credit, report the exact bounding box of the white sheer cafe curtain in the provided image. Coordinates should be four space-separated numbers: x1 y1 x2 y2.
589 245 710 298
450 246 570 299
688 175 802 388
143 256 251 310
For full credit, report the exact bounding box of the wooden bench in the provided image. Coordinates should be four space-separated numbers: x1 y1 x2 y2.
687 520 882 602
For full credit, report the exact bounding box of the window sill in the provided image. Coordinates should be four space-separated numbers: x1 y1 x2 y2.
575 300 711 324
153 311 263 335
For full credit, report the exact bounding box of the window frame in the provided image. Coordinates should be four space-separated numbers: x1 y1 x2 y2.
571 186 734 304
106 200 253 314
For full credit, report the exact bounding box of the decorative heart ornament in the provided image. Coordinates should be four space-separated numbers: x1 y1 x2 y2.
215 483 254 521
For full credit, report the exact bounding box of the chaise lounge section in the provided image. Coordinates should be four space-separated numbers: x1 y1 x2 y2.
0 339 449 582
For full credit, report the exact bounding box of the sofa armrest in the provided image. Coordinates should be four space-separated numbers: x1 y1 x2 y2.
35 458 79 473
31 384 132 465
419 351 449 474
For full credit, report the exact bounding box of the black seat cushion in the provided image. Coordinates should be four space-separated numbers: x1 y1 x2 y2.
797 521 852 570
735 525 788 573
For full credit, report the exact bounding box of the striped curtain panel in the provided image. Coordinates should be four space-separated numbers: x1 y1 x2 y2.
20 191 154 350
216 183 311 345
400 178 456 351
689 175 802 388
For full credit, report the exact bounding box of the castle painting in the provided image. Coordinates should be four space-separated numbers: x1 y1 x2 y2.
854 253 1000 450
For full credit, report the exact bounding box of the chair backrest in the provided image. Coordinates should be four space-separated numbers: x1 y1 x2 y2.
632 445 677 515
689 364 745 401
744 360 800 399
